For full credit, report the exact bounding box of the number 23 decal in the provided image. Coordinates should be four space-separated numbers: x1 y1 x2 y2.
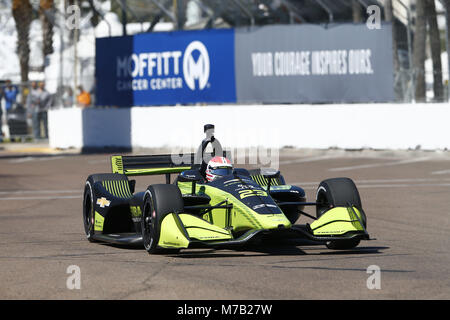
238 189 267 199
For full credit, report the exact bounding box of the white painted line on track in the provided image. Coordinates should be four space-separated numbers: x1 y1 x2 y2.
279 155 341 165
247 154 341 168
0 190 80 195
291 183 450 190
289 177 450 186
328 157 430 172
355 177 450 184
431 169 450 175
8 156 64 164
357 183 450 188
7 157 34 163
2 178 450 201
87 159 108 164
0 195 81 201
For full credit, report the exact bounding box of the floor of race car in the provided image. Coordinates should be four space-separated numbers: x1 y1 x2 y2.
0 149 449 299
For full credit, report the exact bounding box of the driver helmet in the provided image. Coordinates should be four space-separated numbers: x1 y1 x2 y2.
205 156 233 182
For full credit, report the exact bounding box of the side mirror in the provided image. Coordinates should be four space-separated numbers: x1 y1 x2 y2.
178 170 204 183
178 170 204 195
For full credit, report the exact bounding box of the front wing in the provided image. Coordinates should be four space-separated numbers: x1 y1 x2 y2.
90 206 370 249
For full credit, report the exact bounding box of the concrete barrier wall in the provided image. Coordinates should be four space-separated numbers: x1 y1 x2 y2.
48 108 83 149
49 104 450 151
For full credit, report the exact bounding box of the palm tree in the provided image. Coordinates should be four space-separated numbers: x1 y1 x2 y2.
413 0 427 102
426 0 444 101
444 0 450 100
87 0 101 27
12 0 32 85
40 0 55 58
384 1 398 69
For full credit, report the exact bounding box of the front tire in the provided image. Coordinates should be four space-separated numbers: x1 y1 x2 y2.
141 184 184 254
315 177 366 250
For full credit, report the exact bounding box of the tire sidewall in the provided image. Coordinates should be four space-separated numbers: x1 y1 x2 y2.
83 180 95 242
315 178 363 218
142 189 159 253
315 178 365 249
316 184 332 218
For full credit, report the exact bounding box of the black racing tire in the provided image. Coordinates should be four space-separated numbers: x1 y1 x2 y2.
83 178 96 242
82 174 129 242
141 184 184 254
315 177 366 250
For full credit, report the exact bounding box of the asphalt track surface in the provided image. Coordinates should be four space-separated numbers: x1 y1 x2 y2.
0 148 449 299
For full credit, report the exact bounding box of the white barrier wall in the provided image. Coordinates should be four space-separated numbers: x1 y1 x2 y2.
48 108 83 149
49 104 450 151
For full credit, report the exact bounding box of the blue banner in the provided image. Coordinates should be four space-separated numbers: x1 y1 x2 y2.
96 29 236 106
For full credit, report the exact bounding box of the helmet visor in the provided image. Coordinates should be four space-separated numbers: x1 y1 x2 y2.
210 167 233 177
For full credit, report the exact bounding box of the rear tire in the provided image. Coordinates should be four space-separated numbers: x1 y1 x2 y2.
82 180 96 242
315 178 366 250
141 184 184 254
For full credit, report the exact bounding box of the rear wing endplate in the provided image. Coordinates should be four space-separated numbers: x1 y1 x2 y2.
111 154 195 176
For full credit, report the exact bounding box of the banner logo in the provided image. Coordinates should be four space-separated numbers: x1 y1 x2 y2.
183 41 210 90
96 29 236 106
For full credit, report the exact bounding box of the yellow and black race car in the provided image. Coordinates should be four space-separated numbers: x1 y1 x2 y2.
82 124 371 254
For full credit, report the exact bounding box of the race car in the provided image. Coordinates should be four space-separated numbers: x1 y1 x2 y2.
82 124 371 254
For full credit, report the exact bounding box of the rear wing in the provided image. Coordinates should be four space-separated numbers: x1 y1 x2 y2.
111 154 195 177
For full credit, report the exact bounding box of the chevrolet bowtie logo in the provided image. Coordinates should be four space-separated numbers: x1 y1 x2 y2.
96 197 111 208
